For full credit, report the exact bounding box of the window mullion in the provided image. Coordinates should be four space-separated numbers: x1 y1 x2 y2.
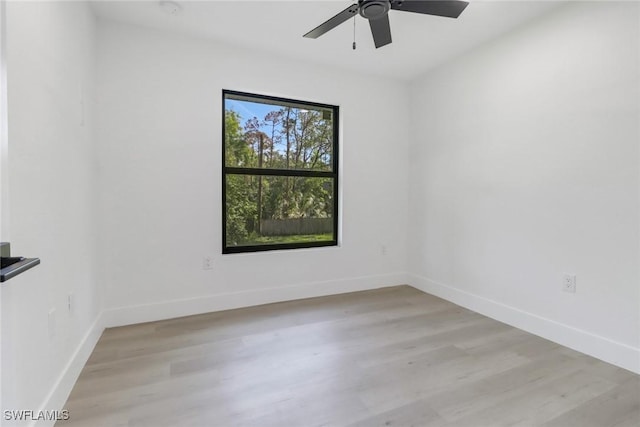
224 167 335 179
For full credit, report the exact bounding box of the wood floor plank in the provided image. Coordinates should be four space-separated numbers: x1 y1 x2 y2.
347 399 446 427
425 352 590 422
542 377 640 427
56 286 639 427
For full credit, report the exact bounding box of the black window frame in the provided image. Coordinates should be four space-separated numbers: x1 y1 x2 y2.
222 89 339 254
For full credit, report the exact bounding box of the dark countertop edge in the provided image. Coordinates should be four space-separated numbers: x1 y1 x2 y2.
0 258 41 283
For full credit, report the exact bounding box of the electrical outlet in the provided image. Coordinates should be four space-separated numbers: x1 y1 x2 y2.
203 256 214 270
48 308 56 339
562 274 576 293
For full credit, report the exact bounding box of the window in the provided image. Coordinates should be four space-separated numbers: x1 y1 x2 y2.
222 90 339 253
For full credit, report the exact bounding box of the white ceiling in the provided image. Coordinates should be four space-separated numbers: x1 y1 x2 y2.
91 0 566 80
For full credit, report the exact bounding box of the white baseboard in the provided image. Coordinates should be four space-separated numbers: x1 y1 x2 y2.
33 313 105 427
408 274 640 374
102 272 409 328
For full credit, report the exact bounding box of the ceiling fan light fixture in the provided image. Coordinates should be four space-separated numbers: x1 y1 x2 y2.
159 1 182 16
359 0 391 20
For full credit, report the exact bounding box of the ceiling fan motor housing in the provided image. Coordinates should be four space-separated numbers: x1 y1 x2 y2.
359 0 391 20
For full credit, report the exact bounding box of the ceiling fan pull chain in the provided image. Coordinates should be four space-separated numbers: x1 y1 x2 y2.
353 15 357 50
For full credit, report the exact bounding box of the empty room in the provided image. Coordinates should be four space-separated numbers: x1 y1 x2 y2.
0 0 638 426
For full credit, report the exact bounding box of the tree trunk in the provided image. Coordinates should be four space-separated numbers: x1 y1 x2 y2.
285 108 291 218
257 134 264 234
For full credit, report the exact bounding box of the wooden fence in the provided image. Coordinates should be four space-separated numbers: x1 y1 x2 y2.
259 218 333 236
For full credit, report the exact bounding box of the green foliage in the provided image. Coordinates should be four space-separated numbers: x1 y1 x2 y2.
249 233 333 245
225 111 253 167
225 175 257 245
225 111 257 245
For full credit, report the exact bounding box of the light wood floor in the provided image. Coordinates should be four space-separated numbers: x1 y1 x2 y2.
58 286 639 427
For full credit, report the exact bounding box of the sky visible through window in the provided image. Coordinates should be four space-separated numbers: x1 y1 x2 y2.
226 99 278 130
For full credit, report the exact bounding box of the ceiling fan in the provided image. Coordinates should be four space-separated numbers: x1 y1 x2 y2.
303 0 469 49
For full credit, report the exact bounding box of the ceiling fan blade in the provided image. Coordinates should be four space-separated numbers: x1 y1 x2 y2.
303 3 359 39
369 14 392 49
391 0 469 19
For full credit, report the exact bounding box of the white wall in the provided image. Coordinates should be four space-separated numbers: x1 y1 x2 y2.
0 0 8 244
1 1 100 424
408 1 639 372
0 0 7 418
95 21 409 325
